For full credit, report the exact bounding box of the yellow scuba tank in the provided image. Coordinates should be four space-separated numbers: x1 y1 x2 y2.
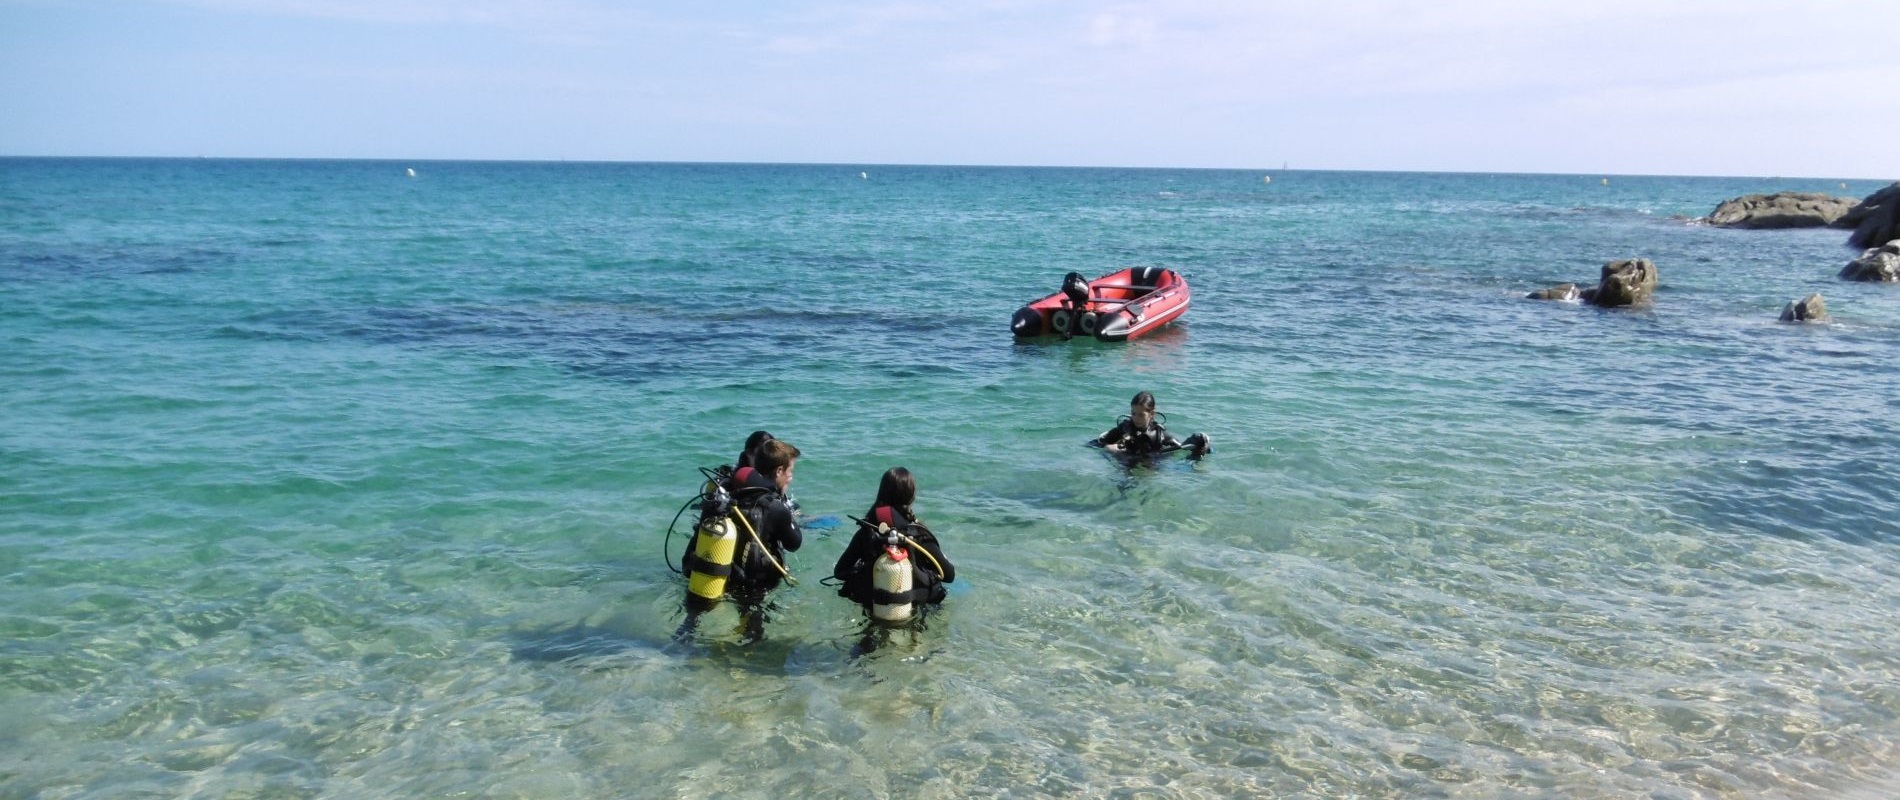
686 484 739 603
871 543 913 622
686 514 738 601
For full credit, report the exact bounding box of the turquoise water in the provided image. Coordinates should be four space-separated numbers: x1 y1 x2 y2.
3 158 1899 798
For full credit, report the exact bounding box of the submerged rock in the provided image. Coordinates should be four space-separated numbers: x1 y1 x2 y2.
1584 258 1658 307
1527 283 1580 301
1841 242 1900 282
1705 192 1856 229
1841 182 1900 249
1779 293 1828 322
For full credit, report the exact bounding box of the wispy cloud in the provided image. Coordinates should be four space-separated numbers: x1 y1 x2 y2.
164 0 582 26
1084 9 1157 49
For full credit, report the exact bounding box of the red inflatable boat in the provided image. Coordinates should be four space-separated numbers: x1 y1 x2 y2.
1010 267 1192 342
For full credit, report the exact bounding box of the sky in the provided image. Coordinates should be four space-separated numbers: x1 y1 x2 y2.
3 0 1896 177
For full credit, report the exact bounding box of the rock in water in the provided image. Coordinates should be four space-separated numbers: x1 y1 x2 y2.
1705 192 1857 229
1527 283 1580 301
1586 259 1658 307
1841 242 1900 282
1841 182 1900 249
1778 293 1828 322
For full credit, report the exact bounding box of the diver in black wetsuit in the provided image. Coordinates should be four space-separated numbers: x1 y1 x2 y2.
1089 391 1211 460
832 467 955 656
675 438 804 643
832 467 954 609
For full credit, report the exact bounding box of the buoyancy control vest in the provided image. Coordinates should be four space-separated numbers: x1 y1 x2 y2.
1109 417 1173 454
727 466 797 592
683 464 797 605
844 505 945 612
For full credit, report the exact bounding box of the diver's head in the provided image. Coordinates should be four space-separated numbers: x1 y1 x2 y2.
875 467 916 513
737 430 774 469
1129 391 1157 429
754 439 801 491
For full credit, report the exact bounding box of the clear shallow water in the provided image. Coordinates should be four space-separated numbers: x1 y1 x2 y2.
3 158 1899 798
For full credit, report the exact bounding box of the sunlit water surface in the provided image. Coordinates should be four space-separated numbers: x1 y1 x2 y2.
3 159 1898 798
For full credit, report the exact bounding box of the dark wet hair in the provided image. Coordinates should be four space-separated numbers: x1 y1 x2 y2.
736 430 774 469
875 467 916 516
753 439 801 477
1130 391 1156 411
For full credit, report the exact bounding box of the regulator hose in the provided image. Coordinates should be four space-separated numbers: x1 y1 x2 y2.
847 515 947 580
662 493 703 575
895 528 948 580
730 507 795 586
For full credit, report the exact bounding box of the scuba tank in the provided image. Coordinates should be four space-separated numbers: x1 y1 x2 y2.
685 484 739 603
871 540 914 623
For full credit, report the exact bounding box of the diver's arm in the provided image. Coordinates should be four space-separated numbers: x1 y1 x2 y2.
769 500 802 552
1180 432 1212 458
921 537 954 583
897 525 954 583
832 525 875 581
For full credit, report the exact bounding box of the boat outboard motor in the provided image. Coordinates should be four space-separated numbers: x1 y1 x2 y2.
1059 271 1091 340
1061 271 1091 308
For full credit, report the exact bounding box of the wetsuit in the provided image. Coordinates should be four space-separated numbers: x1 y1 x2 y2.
724 466 802 596
683 466 800 589
1093 417 1211 459
832 505 953 608
1093 417 1184 456
674 464 802 643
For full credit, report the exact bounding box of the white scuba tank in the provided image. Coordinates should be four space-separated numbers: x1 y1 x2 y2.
871 544 913 622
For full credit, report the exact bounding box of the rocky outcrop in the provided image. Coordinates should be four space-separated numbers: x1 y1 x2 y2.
1705 192 1857 229
1581 259 1658 307
1841 242 1900 282
1779 293 1828 322
1526 283 1580 301
1527 259 1658 307
1841 182 1900 249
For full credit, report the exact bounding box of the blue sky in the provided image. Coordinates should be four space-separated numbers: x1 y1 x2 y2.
3 0 1895 177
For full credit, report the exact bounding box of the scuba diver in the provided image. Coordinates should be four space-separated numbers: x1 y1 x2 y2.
673 438 804 643
727 429 802 515
831 467 954 656
833 467 954 609
1088 391 1212 461
734 429 774 473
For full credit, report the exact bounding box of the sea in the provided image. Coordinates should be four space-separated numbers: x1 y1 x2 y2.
3 158 1898 799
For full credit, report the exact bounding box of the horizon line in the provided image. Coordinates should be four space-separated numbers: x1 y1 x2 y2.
0 154 1889 184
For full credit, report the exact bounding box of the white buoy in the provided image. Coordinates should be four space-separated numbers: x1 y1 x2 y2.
1262 175 1272 184
860 171 868 180
1601 178 1609 185
406 168 417 178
